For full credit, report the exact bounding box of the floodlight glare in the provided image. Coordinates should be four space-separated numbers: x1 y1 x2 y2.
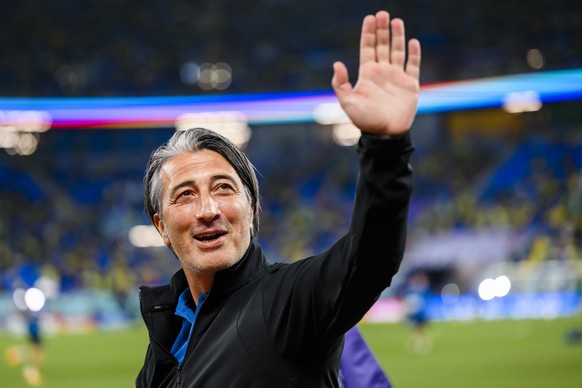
24 287 46 312
478 278 496 301
494 275 511 297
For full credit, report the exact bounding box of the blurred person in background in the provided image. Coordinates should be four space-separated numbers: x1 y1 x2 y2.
403 271 432 355
137 10 420 387
4 309 45 387
109 257 138 320
4 263 51 387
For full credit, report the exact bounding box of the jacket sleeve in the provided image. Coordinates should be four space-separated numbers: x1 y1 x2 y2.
336 132 414 327
263 132 414 356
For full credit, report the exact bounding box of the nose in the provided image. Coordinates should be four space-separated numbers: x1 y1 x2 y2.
196 193 220 222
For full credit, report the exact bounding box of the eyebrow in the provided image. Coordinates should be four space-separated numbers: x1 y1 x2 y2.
168 174 239 199
169 180 195 200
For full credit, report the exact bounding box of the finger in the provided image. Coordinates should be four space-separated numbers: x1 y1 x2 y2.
359 15 377 67
390 18 406 67
375 11 390 63
331 61 353 99
406 39 422 81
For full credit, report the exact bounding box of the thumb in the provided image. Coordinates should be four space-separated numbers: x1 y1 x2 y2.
331 61 352 101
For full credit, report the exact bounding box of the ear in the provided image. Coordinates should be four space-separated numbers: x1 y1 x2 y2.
153 213 171 247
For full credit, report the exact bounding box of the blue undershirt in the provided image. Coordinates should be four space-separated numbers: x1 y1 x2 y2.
170 289 207 364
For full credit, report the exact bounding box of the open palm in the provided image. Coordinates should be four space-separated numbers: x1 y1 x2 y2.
332 11 421 136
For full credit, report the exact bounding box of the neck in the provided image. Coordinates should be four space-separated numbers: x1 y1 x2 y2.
183 271 214 305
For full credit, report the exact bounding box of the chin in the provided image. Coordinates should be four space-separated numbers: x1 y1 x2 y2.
186 257 240 274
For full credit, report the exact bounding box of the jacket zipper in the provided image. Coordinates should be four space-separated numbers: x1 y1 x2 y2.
139 291 183 387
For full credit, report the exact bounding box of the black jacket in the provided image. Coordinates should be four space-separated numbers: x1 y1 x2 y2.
136 133 414 387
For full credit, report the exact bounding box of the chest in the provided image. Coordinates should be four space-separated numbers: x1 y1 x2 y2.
151 283 301 387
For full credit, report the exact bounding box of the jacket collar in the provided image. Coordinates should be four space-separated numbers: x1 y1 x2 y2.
163 236 268 300
140 237 269 317
210 237 269 296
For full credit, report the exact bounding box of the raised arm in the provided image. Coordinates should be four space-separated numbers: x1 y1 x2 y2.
331 11 421 136
263 11 419 357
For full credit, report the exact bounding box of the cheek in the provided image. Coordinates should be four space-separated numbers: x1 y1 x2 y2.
165 207 194 231
221 198 253 227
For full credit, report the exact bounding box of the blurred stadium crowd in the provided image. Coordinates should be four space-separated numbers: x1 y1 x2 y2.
1 0 581 96
2 104 582 314
1 0 582 325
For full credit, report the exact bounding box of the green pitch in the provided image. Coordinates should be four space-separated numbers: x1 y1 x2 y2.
1 317 581 387
360 316 582 388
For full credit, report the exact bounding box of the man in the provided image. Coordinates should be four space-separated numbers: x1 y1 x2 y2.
403 271 432 354
5 310 45 387
136 10 421 387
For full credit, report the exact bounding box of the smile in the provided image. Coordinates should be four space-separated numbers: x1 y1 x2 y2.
195 231 226 242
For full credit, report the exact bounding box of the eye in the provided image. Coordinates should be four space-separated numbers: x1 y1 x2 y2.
179 189 194 197
215 182 235 193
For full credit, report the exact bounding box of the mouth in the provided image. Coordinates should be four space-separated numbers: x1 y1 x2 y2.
194 231 227 243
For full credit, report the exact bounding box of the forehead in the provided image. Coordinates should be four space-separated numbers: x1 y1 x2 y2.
159 149 240 187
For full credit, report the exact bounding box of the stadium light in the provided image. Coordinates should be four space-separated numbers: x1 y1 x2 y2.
175 111 251 148
0 110 51 155
332 123 360 147
494 276 511 298
478 278 496 301
128 225 166 248
24 288 46 312
12 288 27 311
502 91 542 113
478 275 512 301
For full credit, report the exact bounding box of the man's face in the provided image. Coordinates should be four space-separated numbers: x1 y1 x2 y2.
153 149 253 275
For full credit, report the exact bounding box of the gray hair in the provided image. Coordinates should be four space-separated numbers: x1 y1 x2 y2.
143 128 260 235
